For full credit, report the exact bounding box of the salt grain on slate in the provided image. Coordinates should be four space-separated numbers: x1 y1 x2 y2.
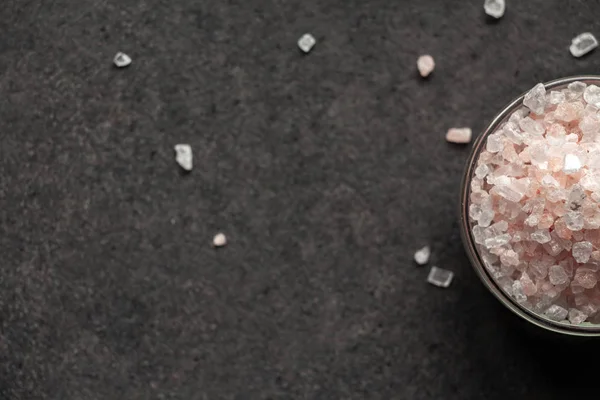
414 246 431 265
298 34 316 53
113 52 132 68
427 266 454 288
174 144 193 171
570 32 599 58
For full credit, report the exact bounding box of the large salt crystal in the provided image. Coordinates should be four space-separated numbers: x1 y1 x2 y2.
567 185 586 211
490 178 527 202
298 33 316 53
427 267 454 288
574 266 597 288
549 265 569 285
414 246 431 265
500 249 519 266
474 164 491 179
573 241 593 263
530 229 551 244
417 55 435 78
564 211 584 231
555 102 582 122
570 32 599 58
518 117 545 136
523 83 546 115
584 85 600 107
484 0 505 19
520 272 537 296
563 154 582 174
486 134 504 153
568 308 588 325
541 174 560 188
174 144 193 171
548 90 566 105
484 233 511 249
511 280 527 303
544 305 568 321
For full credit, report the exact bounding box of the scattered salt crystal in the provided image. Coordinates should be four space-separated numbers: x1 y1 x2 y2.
446 127 472 143
213 233 227 247
417 55 435 78
568 309 588 325
563 154 582 174
583 85 600 107
414 246 431 265
174 144 193 171
570 32 598 58
298 33 316 53
572 241 593 263
544 305 568 321
484 233 511 248
483 0 506 19
549 265 569 285
427 266 454 288
113 52 132 68
523 83 547 115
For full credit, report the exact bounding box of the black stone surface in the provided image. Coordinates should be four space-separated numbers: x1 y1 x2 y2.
2 0 600 398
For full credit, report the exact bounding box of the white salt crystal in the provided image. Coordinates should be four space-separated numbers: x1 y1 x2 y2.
113 52 132 68
523 83 547 115
512 280 527 303
541 175 560 188
213 233 227 247
572 241 593 263
570 32 598 58
575 267 597 289
518 117 545 136
548 91 566 105
298 33 316 53
446 127 472 143
174 144 193 171
427 266 454 288
484 233 511 248
484 0 506 19
475 164 491 179
565 211 584 231
568 308 588 325
583 85 600 107
414 246 431 265
549 265 569 285
544 305 568 321
563 154 582 174
568 81 587 95
530 229 551 244
417 55 435 77
486 134 504 153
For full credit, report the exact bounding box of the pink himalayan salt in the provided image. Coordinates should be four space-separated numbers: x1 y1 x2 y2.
446 127 472 144
469 81 600 325
417 55 435 77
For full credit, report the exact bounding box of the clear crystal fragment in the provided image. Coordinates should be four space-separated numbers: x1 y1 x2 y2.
548 90 566 105
427 266 454 288
298 33 316 53
568 308 588 325
174 144 193 171
417 55 435 77
570 32 598 58
572 241 593 263
523 83 547 115
549 265 569 285
484 0 506 19
414 246 431 265
584 85 600 107
544 305 568 321
113 52 132 68
563 154 582 174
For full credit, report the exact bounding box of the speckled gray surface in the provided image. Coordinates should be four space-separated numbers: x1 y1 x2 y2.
2 0 600 398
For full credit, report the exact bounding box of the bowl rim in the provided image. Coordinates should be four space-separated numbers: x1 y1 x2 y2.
459 75 600 337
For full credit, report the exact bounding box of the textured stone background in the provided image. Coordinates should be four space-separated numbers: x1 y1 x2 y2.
1 0 600 398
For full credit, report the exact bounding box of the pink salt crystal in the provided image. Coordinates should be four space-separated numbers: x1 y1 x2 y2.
446 127 472 144
519 117 545 136
544 305 568 321
575 267 597 289
486 134 504 153
538 213 555 229
530 229 551 244
520 272 537 296
548 265 569 285
564 211 584 231
554 102 581 122
568 308 588 325
417 55 435 77
500 249 520 266
573 241 593 263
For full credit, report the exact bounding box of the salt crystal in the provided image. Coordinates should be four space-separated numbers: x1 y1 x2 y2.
213 233 227 247
520 272 537 296
523 83 547 115
563 154 582 174
541 175 560 188
530 229 551 244
500 249 519 266
548 91 566 105
298 33 316 53
570 32 598 58
113 52 132 68
568 185 586 210
483 0 506 19
549 265 569 285
472 226 486 245
573 241 593 263
512 280 527 303
174 144 193 171
490 179 527 202
484 233 511 248
414 246 431 265
427 266 454 288
568 308 588 325
575 266 597 288
475 164 491 179
584 84 600 107
564 211 584 231
446 127 471 144
544 305 568 321
486 134 504 153
568 81 588 95
518 117 545 136
417 55 435 78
